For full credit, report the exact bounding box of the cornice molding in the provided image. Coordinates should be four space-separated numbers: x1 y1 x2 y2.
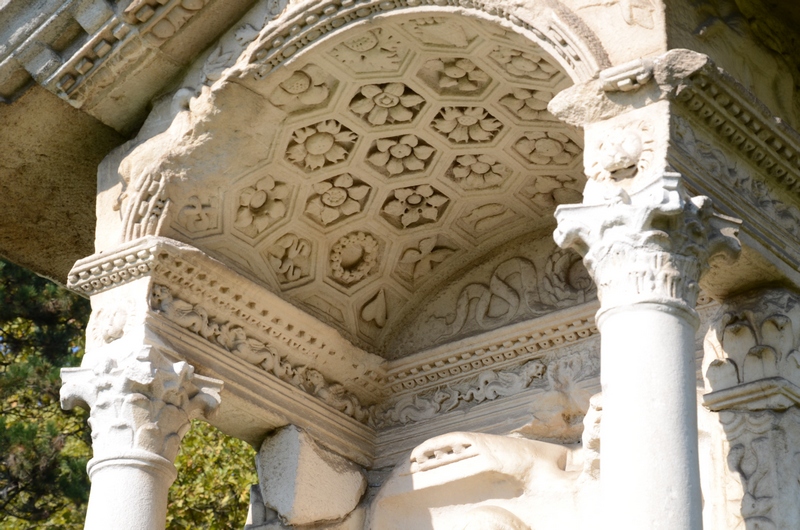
69 237 386 404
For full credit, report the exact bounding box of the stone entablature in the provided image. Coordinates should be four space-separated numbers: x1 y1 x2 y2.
68 235 603 467
17 0 798 528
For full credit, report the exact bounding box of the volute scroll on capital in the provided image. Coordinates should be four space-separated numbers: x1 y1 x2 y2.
555 170 740 318
60 340 223 463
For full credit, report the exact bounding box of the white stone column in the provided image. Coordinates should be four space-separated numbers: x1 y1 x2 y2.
555 173 739 530
61 340 222 530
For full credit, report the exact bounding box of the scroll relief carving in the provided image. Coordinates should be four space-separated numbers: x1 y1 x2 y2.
371 359 546 428
673 116 800 240
714 409 794 530
373 348 599 433
60 343 222 461
429 252 594 339
148 285 371 423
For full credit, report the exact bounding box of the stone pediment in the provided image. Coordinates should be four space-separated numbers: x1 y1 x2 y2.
102 6 602 359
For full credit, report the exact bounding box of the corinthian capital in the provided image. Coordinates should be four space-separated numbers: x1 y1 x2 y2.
554 173 740 315
60 343 222 462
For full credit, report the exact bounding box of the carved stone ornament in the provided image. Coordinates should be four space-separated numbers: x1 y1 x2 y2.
149 284 372 423
704 288 800 411
60 343 222 462
555 173 740 315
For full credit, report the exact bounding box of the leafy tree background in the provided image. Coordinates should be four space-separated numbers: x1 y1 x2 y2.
0 259 257 529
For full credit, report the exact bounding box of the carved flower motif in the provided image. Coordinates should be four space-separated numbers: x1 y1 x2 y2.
423 58 490 93
383 185 449 228
522 174 583 210
499 88 555 121
266 234 312 284
489 46 559 81
513 131 581 165
287 120 357 171
270 64 329 108
234 176 289 235
305 174 370 226
400 237 455 280
449 154 508 190
349 83 425 125
368 135 436 176
432 107 502 143
330 232 380 285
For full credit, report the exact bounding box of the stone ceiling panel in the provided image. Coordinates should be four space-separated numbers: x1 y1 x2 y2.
112 9 594 359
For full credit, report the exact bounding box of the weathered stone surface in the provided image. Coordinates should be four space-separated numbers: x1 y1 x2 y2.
256 426 366 526
0 86 123 283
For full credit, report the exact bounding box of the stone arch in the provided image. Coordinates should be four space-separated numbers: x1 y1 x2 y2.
108 0 607 358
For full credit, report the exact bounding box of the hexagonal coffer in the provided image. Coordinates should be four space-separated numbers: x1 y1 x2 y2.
304 173 371 227
286 120 357 172
381 185 449 229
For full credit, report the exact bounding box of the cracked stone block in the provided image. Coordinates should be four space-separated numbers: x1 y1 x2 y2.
256 426 366 526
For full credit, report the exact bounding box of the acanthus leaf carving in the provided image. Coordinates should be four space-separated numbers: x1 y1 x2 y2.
60 342 222 462
703 288 800 411
555 173 741 313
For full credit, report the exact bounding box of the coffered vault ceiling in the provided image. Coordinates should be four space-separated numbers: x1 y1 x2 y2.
162 13 588 358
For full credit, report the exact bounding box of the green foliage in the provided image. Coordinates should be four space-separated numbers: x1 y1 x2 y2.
0 259 257 529
168 421 257 530
0 260 91 528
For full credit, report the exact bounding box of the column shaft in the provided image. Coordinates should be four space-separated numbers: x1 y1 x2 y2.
84 453 176 530
600 305 701 529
